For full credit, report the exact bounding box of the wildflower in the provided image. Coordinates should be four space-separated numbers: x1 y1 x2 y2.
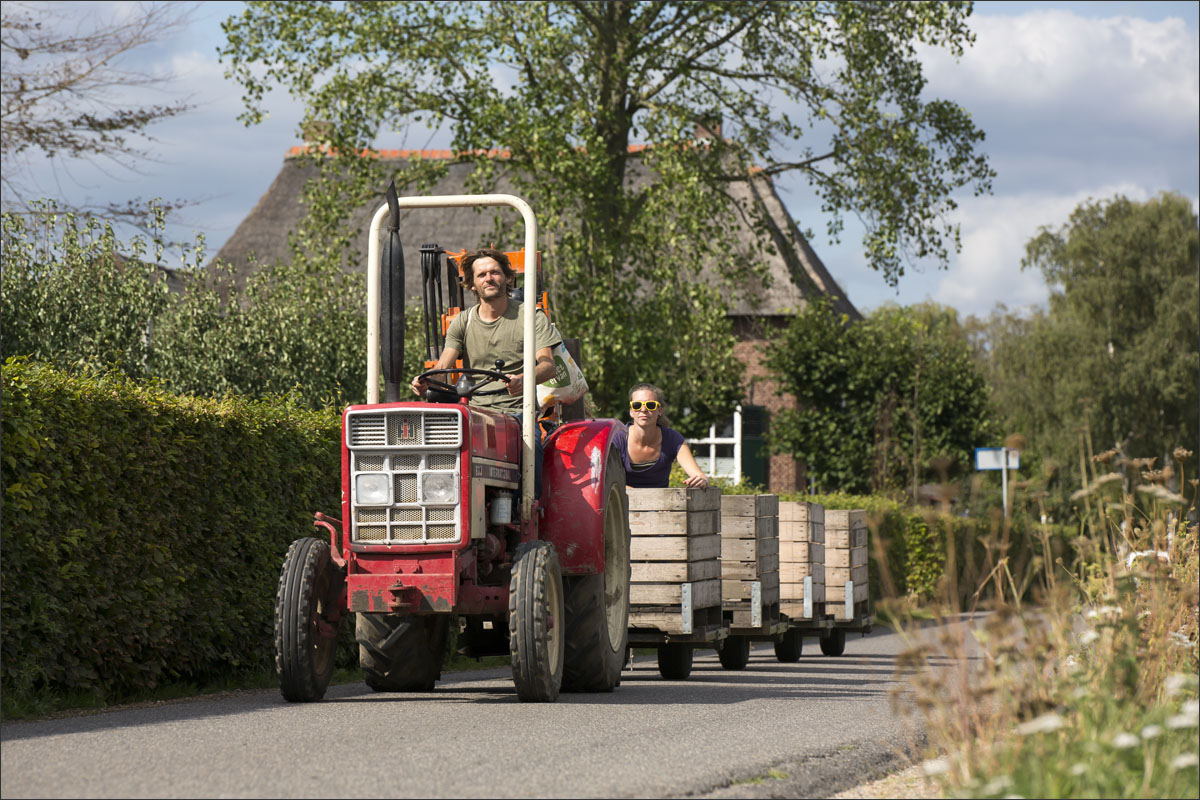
1125 549 1170 569
1141 724 1163 740
1173 447 1192 463
1166 702 1199 730
1112 732 1139 749
921 757 950 776
1172 753 1199 771
983 775 1013 794
1069 763 1087 776
1085 606 1121 620
1169 631 1192 648
1135 485 1185 504
1165 673 1198 697
1079 630 1100 646
1017 713 1065 735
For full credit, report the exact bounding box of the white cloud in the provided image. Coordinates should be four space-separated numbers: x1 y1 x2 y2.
921 10 1199 138
931 182 1154 314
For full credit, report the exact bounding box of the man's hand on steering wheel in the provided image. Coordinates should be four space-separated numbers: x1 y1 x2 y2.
414 366 512 399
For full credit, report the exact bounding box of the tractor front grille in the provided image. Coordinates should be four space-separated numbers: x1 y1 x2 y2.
347 409 462 545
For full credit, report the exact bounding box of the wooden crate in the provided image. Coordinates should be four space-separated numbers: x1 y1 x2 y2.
825 564 869 599
629 604 723 634
779 561 822 582
825 509 867 530
825 546 868 569
825 527 868 549
722 576 780 602
721 535 777 562
630 533 719 562
720 494 779 518
826 583 870 608
627 487 724 633
630 577 721 607
779 540 824 563
627 486 722 512
722 553 780 580
780 579 826 605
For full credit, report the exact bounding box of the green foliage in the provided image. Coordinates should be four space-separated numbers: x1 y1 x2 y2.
218 0 993 434
1 203 433 409
969 192 1199 509
1 203 174 379
766 297 997 496
0 359 343 701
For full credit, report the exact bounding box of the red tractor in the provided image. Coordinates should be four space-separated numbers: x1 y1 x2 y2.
273 190 631 703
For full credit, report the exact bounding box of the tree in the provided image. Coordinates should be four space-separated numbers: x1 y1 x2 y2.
973 192 1199 491
218 0 993 432
766 298 996 495
1 1 196 221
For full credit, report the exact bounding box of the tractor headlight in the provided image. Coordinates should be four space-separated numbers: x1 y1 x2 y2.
355 473 391 506
421 472 457 505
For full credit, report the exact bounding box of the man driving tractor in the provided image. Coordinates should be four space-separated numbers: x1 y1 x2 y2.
410 248 559 497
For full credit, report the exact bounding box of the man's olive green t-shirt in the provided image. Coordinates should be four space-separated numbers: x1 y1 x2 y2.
444 300 560 412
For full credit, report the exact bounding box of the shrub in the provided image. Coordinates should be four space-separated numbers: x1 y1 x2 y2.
1 359 343 700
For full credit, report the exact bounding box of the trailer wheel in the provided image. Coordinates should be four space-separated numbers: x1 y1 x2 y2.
774 629 803 662
819 628 846 656
509 541 565 702
275 537 343 702
657 644 694 680
357 613 449 692
562 449 631 692
718 635 751 670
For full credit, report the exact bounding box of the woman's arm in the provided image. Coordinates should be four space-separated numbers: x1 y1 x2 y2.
675 442 710 488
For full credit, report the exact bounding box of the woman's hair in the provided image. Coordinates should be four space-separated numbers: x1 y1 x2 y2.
628 382 671 428
458 248 516 294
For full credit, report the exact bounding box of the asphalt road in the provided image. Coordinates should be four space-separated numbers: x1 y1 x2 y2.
1 623 970 798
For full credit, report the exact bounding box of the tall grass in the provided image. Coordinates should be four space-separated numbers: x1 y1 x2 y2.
884 448 1199 798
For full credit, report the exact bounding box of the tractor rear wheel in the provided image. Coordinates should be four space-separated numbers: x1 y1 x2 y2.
509 541 565 702
774 629 803 662
718 635 751 670
357 613 449 692
657 644 694 680
562 449 630 692
819 628 846 656
275 537 343 702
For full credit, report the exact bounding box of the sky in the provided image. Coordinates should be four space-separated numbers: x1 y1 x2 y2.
8 0 1199 320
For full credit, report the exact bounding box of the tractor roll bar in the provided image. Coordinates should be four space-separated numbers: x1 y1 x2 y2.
366 194 539 519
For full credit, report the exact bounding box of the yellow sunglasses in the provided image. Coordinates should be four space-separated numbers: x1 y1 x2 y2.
629 400 661 412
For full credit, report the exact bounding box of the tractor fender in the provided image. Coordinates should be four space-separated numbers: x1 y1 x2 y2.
541 418 624 575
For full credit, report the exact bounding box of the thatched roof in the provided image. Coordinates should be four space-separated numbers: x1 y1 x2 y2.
214 149 860 320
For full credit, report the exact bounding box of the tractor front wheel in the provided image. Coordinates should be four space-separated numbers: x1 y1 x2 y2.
357 613 449 692
775 629 803 662
509 541 565 702
819 628 846 656
562 448 630 692
718 635 751 670
275 537 343 702
657 644 694 680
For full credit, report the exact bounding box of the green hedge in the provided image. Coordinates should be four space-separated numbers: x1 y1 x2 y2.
1 359 342 699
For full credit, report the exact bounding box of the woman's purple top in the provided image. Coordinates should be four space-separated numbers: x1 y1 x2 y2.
611 424 685 488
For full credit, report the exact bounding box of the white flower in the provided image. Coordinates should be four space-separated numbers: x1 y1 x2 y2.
1164 673 1197 697
1141 724 1163 740
1064 655 1081 674
1017 713 1065 736
1079 630 1100 646
1112 732 1139 749
1166 713 1198 730
921 757 950 776
1185 700 1200 716
1168 631 1192 648
1171 753 1199 771
1085 605 1121 620
1068 763 1087 776
983 775 1012 794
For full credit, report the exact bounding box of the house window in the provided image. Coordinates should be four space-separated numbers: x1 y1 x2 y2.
687 405 768 486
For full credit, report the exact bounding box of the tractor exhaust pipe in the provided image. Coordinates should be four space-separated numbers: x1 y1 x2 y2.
381 182 405 403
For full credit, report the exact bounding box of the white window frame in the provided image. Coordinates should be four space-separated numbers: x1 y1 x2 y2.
687 405 743 485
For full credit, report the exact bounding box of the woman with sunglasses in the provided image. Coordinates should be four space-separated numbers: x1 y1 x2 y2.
612 383 710 489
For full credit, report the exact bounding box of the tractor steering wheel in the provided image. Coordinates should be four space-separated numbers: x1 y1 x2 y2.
418 366 512 399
